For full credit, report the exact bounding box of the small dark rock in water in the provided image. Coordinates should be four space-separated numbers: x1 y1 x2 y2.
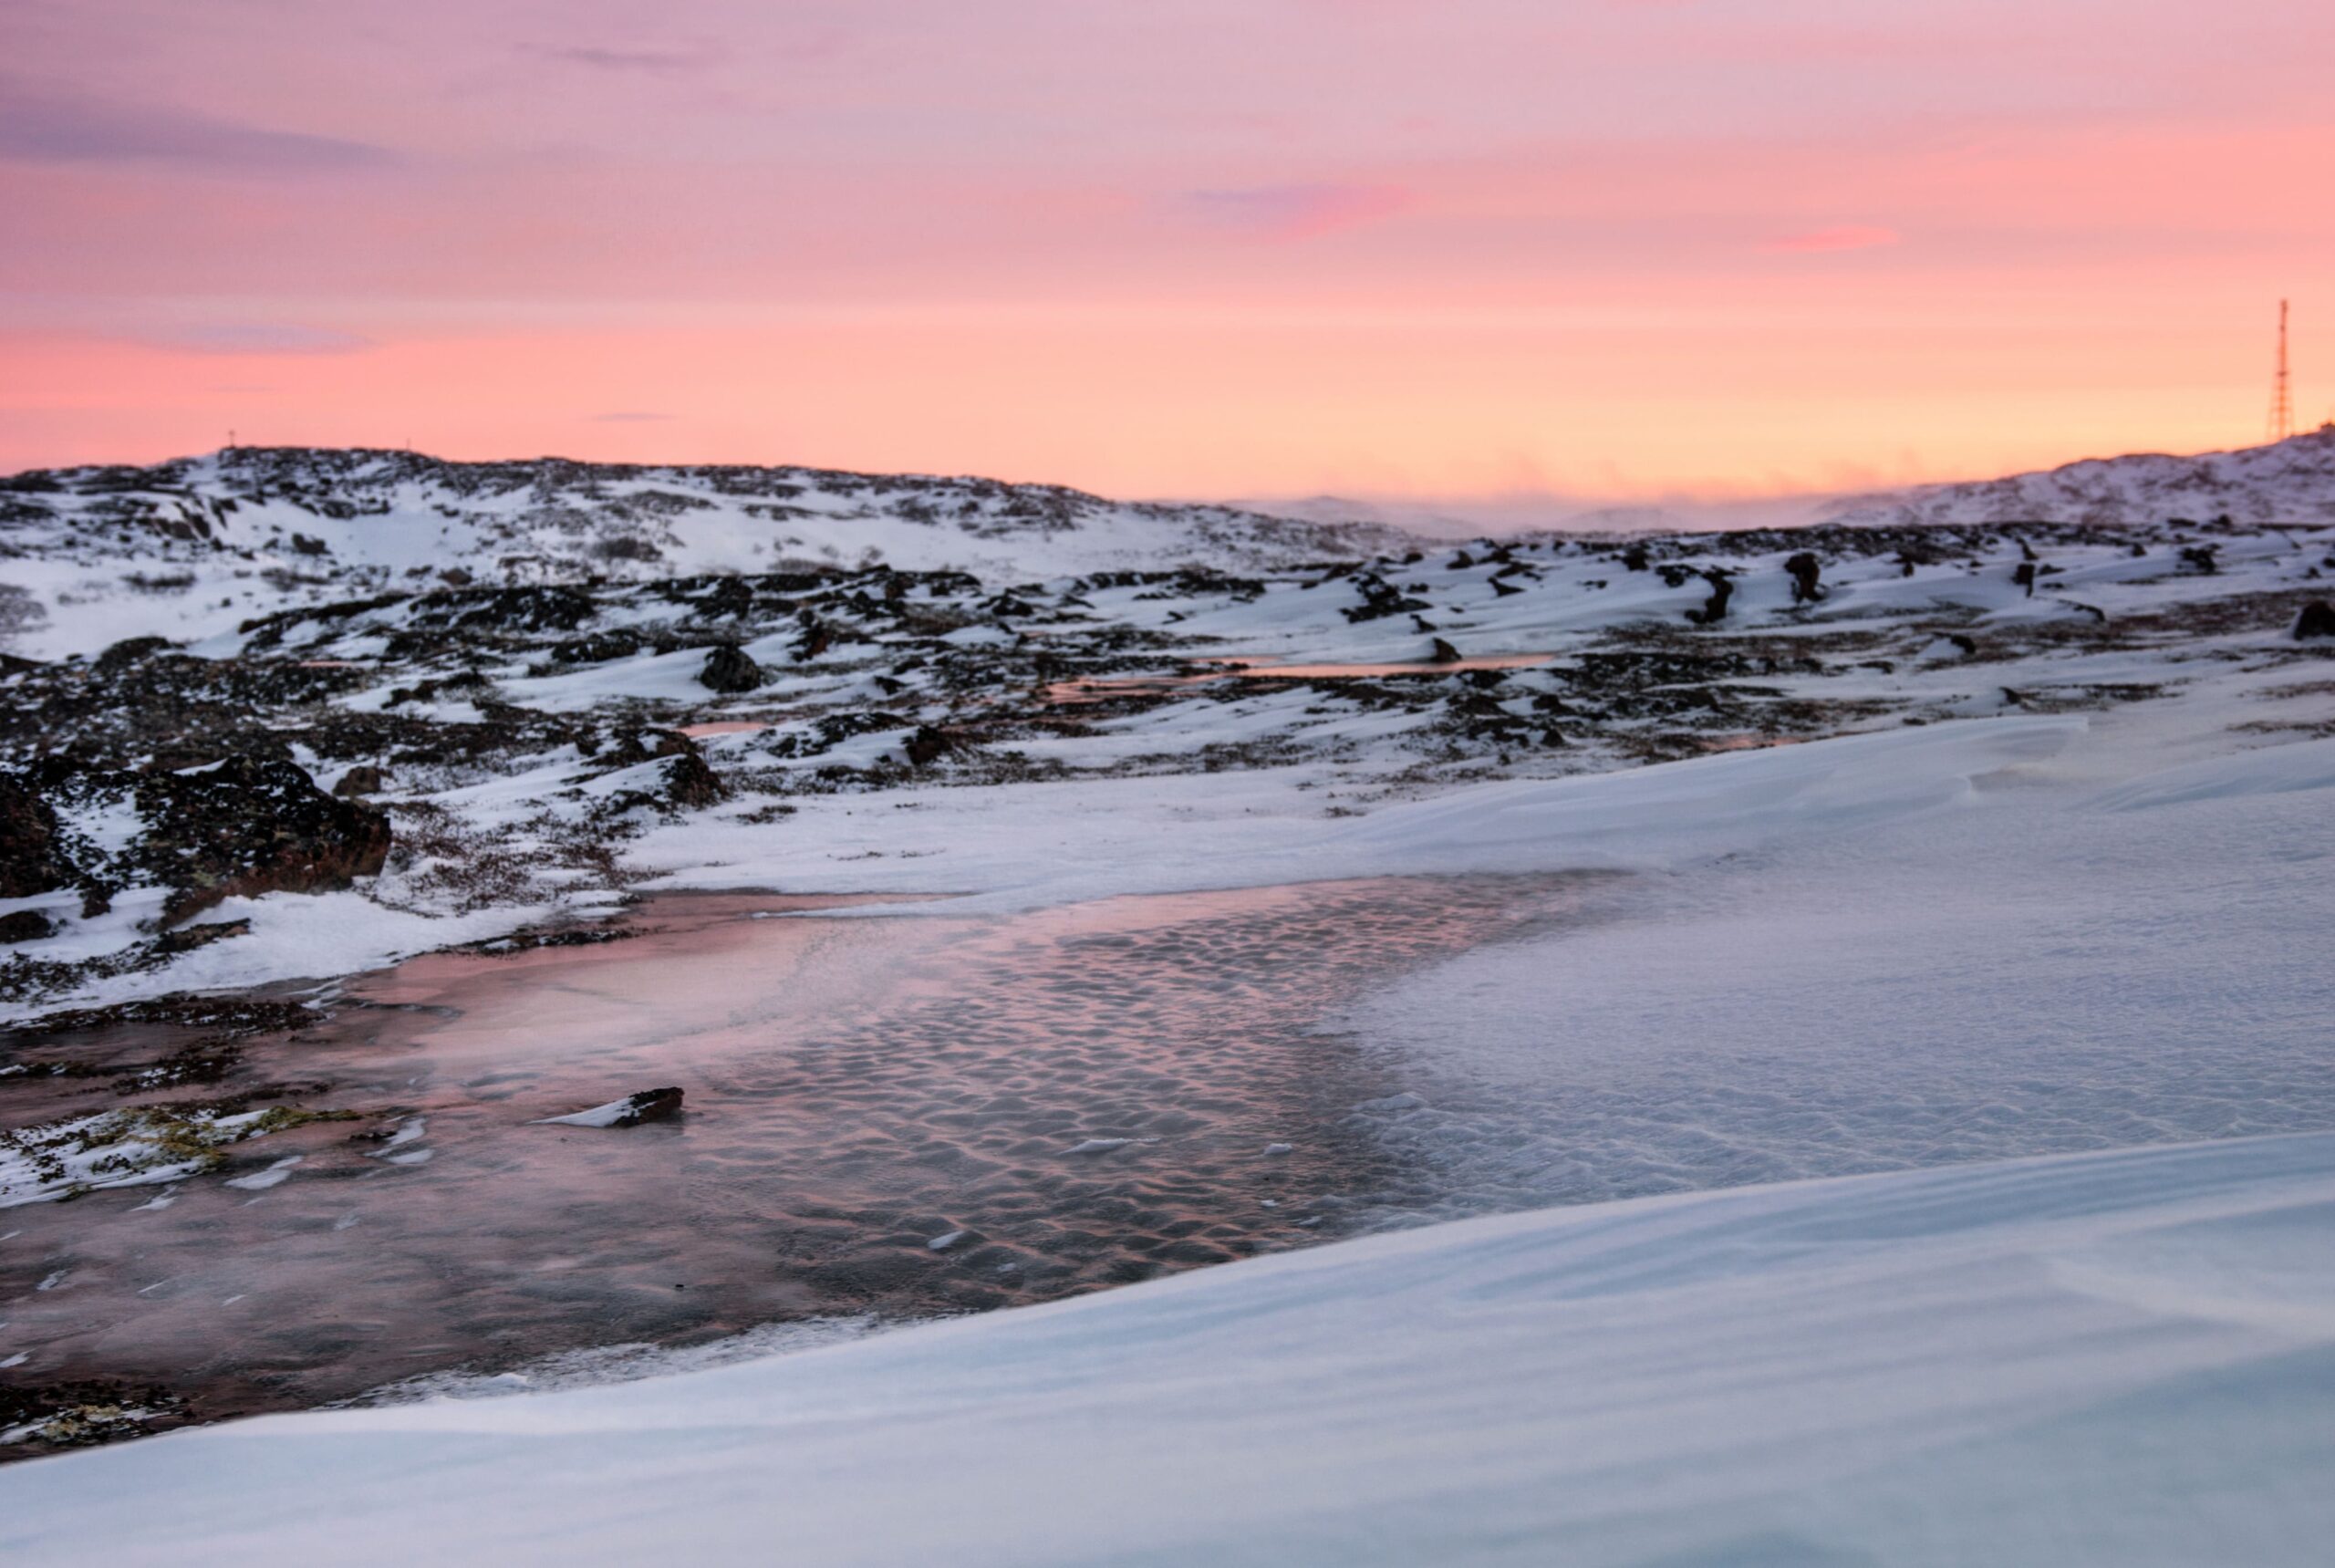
1428 637 1463 664
698 643 765 693
540 1086 685 1127
0 908 56 944
2296 601 2335 640
333 765 386 798
1783 552 1825 604
904 725 954 767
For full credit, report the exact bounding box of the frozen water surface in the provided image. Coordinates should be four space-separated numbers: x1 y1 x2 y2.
0 877 1590 1421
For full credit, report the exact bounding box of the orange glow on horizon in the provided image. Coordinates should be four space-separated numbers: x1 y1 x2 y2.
4 1 2330 501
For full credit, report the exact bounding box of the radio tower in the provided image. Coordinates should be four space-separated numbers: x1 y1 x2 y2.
2268 298 2294 442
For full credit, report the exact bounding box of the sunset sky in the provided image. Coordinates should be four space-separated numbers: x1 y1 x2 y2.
3 0 2330 503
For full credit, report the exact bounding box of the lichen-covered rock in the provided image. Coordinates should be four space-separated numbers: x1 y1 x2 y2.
5 755 391 926
134 757 393 923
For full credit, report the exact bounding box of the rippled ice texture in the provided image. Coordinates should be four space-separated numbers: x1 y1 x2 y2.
1338 735 2335 1222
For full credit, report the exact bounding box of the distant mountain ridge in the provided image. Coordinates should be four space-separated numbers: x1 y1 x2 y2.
5 431 2332 659
0 447 1417 659
1823 426 2335 530
1233 429 2335 537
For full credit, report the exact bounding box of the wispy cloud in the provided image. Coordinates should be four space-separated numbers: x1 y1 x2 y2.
1761 224 1899 254
0 78 395 172
143 324 375 356
531 44 715 75
1179 182 1412 242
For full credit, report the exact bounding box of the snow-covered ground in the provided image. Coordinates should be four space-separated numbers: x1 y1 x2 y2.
9 433 2333 1019
5 603 2333 1557
4 437 2332 1554
5 1129 2330 1566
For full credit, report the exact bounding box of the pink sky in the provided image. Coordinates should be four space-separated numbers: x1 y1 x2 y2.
2 0 2330 500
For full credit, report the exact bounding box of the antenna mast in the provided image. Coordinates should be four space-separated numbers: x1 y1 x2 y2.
2268 299 2294 442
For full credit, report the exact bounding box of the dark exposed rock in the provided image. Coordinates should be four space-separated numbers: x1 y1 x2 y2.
158 919 251 954
0 909 56 944
93 636 174 674
1685 569 1734 625
2295 600 2335 640
695 576 753 619
2013 561 2037 596
5 756 390 926
698 643 765 693
593 728 695 766
1428 638 1463 664
904 725 955 767
0 773 68 898
133 756 394 925
1784 552 1825 604
659 752 725 809
1621 544 1651 572
332 765 385 798
1341 573 1429 624
412 584 594 633
544 1086 684 1127
2178 545 2219 576
553 629 647 665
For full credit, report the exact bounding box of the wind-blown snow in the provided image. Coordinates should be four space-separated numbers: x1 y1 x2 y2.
5 1132 2330 1565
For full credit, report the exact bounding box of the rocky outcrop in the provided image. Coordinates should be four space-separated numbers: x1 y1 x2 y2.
698 643 765 693
0 772 69 898
2 755 392 927
1686 569 1734 625
904 725 955 768
2295 600 2335 640
1784 552 1825 604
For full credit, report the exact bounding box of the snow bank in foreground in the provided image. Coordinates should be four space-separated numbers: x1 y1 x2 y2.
6 1132 2330 1566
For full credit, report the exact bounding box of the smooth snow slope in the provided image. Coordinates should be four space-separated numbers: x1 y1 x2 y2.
4 1132 2330 1567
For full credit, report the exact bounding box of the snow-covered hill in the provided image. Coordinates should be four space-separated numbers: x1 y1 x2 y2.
1826 425 2335 531
0 448 1413 661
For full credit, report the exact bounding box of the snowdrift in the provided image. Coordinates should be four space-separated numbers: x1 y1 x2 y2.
5 1133 2330 1565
